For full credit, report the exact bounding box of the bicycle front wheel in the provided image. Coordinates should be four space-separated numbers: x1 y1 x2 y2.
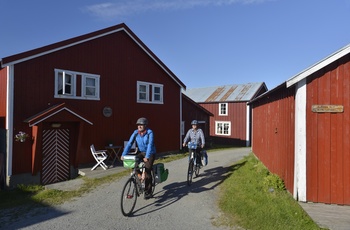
187 159 194 186
120 177 137 216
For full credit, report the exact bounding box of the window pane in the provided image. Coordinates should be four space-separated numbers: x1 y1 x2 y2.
224 123 229 134
138 84 148 101
57 71 72 95
85 77 96 96
153 86 161 101
139 92 147 100
64 73 72 94
86 78 95 86
57 72 63 94
217 123 223 134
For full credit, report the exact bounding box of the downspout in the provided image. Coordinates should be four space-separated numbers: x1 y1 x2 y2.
6 65 14 187
179 89 183 149
246 103 250 147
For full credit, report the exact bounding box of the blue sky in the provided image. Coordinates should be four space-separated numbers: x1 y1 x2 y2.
1 0 350 89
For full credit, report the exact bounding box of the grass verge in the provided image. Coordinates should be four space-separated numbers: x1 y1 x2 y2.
215 153 326 230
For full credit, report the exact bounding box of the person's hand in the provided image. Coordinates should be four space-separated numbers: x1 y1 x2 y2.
143 158 149 162
201 144 204 148
182 143 186 147
121 156 124 160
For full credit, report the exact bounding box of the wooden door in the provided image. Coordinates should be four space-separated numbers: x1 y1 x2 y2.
41 128 70 185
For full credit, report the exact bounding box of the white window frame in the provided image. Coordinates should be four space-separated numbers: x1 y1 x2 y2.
54 69 100 100
219 103 228 116
215 121 231 136
137 81 163 104
152 84 163 103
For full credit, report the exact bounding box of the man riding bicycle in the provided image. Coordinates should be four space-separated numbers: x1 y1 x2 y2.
121 117 156 199
182 120 205 164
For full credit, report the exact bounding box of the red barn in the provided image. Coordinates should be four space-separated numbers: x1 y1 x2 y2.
0 23 186 187
184 83 267 146
250 44 350 205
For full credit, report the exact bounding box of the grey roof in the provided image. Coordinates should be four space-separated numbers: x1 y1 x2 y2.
183 82 266 103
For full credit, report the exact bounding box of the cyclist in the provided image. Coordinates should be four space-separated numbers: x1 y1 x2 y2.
182 120 205 164
121 117 156 199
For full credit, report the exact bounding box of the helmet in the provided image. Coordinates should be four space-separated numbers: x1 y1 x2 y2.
136 117 148 125
191 120 198 125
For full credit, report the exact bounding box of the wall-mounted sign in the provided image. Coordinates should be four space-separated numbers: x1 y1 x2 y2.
103 106 113 117
311 105 344 113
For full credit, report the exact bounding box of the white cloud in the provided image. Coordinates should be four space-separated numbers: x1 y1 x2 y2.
83 0 272 20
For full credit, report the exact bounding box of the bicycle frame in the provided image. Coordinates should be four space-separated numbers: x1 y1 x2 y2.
120 157 155 216
187 143 201 186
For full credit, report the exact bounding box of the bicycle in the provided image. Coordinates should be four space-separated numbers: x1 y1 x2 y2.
186 142 202 186
120 155 156 216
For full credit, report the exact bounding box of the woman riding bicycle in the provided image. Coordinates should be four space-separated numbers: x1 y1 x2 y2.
183 120 205 163
121 117 156 199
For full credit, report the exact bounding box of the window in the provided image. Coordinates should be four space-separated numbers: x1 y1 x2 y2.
215 121 231 136
137 81 163 104
219 103 228 116
55 69 100 100
57 71 74 96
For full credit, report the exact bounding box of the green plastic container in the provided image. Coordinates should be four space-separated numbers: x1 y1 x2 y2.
123 155 138 169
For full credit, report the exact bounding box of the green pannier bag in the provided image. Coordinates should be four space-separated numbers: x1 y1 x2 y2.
153 163 169 183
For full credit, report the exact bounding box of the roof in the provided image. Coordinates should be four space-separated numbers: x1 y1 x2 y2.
24 103 93 127
0 23 186 90
183 82 267 103
286 43 350 88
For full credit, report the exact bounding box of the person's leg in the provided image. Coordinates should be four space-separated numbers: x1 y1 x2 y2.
144 154 155 195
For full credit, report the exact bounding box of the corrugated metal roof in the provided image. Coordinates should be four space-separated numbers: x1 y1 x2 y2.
183 82 265 103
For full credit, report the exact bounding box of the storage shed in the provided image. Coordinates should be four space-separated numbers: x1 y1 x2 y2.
250 44 350 205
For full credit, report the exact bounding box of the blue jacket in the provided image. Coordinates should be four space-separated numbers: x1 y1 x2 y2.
122 128 156 158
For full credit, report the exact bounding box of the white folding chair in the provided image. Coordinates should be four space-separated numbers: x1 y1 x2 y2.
90 144 108 170
124 141 137 154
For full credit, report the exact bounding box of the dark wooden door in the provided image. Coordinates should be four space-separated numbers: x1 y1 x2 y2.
41 128 70 185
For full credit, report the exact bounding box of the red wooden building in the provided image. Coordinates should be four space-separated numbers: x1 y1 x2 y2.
0 23 186 187
184 83 267 146
181 94 213 146
250 44 350 205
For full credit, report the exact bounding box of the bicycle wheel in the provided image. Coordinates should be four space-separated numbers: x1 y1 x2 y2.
120 177 137 216
187 159 194 186
195 164 200 177
150 169 156 195
195 155 201 177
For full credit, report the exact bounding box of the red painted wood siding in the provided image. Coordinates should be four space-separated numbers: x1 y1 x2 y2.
200 102 247 145
306 55 350 205
10 29 182 174
0 67 7 122
182 95 210 139
251 86 295 193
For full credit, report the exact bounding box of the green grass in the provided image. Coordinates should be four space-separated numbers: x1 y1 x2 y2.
0 148 325 229
215 153 326 230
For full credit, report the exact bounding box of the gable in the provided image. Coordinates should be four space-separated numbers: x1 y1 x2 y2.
0 23 185 90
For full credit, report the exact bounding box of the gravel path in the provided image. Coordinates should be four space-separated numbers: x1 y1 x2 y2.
1 147 251 230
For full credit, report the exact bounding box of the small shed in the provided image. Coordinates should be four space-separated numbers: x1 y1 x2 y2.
250 44 350 205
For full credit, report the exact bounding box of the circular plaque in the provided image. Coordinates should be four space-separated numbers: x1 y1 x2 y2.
103 106 112 117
